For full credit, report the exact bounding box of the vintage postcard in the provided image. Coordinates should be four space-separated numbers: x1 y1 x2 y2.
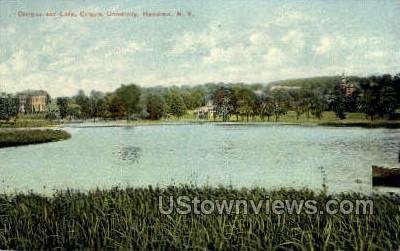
0 0 399 250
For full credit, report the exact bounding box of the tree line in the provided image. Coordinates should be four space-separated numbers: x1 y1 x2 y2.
1 73 399 122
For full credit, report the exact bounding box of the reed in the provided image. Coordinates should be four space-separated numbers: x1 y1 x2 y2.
0 186 398 250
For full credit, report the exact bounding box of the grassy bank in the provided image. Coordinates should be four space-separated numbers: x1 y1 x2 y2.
0 120 57 128
2 111 399 129
0 113 58 128
0 186 398 250
319 121 400 128
169 111 400 128
0 129 71 148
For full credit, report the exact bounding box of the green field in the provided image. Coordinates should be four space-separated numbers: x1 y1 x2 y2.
0 186 398 250
170 111 400 128
1 111 399 129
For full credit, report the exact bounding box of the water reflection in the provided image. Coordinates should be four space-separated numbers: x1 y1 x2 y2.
0 124 399 194
115 145 141 163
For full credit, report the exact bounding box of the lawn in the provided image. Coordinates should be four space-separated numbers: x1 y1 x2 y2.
170 111 400 128
2 111 399 128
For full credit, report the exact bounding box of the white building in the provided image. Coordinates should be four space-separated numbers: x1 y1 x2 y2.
194 100 215 119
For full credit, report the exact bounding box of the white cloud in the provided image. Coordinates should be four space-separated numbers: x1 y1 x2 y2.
0 25 16 36
202 47 226 64
282 30 305 50
0 2 398 97
249 32 269 46
105 41 143 57
0 64 10 75
9 50 29 72
273 10 316 26
169 25 232 55
169 32 199 54
264 47 286 67
87 40 143 57
365 50 389 60
314 36 332 55
202 43 251 65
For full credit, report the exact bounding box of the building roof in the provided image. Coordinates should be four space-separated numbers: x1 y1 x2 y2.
270 85 300 91
17 90 48 96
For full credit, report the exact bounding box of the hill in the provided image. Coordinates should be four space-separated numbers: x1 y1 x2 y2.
268 76 345 90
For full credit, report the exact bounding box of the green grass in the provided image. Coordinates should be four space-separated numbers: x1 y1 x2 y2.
172 111 400 128
0 129 71 148
0 113 58 128
3 111 399 129
0 186 398 250
0 119 57 128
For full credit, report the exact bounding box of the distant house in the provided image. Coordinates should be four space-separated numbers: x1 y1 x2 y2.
340 74 358 97
17 90 49 113
194 100 215 119
270 85 300 91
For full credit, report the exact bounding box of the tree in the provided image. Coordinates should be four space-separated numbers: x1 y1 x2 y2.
95 98 108 119
46 100 60 121
213 86 233 122
115 84 141 120
258 96 274 121
107 96 126 120
0 94 19 121
358 88 379 121
310 96 327 120
301 90 314 119
74 90 90 119
236 88 255 122
164 88 187 118
56 97 69 119
145 93 167 120
182 89 204 110
379 86 397 119
271 90 288 122
229 85 241 121
289 90 306 120
357 78 380 121
67 103 82 119
330 85 346 120
89 90 107 121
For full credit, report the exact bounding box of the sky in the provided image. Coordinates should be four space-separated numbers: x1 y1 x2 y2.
0 0 399 97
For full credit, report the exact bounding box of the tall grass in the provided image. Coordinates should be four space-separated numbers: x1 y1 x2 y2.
0 129 71 148
0 117 57 128
0 186 398 250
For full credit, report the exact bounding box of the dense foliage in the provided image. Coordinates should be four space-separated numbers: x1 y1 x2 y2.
0 94 19 121
1 73 399 122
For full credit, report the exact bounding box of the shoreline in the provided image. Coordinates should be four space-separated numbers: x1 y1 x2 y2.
59 119 400 129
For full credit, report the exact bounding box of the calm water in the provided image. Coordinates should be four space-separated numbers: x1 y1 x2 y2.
0 123 399 194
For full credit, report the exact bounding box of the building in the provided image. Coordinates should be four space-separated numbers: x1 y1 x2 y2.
194 100 215 119
17 90 49 113
340 74 358 97
270 85 300 91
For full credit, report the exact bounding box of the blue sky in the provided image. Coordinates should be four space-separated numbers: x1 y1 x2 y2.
0 0 399 97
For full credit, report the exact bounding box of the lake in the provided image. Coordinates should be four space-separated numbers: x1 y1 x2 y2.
0 123 399 194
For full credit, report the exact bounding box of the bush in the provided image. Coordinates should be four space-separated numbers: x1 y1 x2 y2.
0 129 71 148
